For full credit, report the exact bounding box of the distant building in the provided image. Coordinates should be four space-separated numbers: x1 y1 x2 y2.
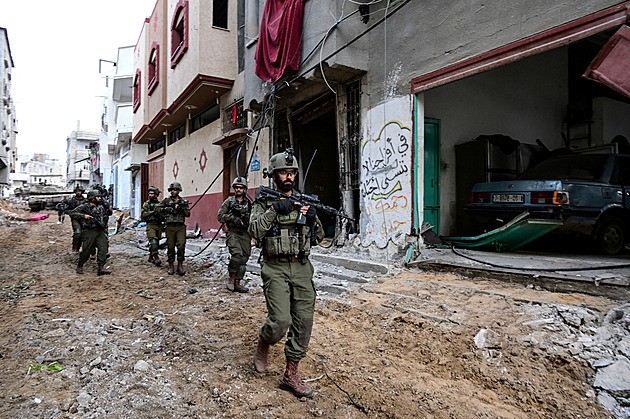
65 125 98 190
12 154 65 189
99 46 146 217
0 27 18 197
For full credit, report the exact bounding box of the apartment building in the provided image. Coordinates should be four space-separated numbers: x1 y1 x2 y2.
132 0 246 236
242 0 630 248
1 27 18 196
65 127 98 190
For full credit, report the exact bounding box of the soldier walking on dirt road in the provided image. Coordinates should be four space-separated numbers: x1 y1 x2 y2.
64 185 86 252
156 182 190 276
141 186 164 266
217 176 252 293
248 149 324 398
70 189 112 276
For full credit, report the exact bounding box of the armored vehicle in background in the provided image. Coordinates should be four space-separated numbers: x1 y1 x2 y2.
14 184 75 212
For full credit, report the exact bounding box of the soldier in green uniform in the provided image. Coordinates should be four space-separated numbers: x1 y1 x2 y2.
141 186 165 266
64 185 86 252
70 189 113 276
249 150 324 398
156 182 190 276
217 177 252 293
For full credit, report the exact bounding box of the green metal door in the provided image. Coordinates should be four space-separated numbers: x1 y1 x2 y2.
423 118 441 234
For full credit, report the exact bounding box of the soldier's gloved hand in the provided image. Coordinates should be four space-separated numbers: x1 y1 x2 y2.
272 199 295 215
232 215 243 226
305 206 317 223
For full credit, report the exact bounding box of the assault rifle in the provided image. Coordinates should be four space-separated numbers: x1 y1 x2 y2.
256 186 353 225
230 206 250 229
83 205 106 230
166 199 190 216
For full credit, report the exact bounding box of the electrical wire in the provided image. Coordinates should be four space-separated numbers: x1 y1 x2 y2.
313 353 367 413
450 246 630 271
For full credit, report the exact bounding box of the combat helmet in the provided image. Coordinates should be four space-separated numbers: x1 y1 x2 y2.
74 185 85 193
87 190 102 200
268 148 299 175
168 182 182 191
231 176 248 189
148 186 161 195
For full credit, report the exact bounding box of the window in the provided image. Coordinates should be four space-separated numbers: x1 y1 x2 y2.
148 43 159 95
149 138 165 154
171 1 189 68
191 104 220 133
222 99 246 132
213 0 228 29
168 124 187 145
133 69 141 113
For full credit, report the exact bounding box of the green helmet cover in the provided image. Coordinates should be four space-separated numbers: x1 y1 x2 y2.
232 177 248 189
168 182 182 191
268 149 299 174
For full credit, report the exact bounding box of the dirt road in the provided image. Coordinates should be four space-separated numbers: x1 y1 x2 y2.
0 204 626 418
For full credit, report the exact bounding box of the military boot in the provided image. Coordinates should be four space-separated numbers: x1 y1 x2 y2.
168 262 175 275
177 262 185 276
280 359 313 398
253 337 269 373
76 263 84 274
97 265 112 276
226 272 236 292
148 254 155 264
154 255 162 267
233 278 249 293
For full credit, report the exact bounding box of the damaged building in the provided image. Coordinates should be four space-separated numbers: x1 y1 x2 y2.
131 0 630 250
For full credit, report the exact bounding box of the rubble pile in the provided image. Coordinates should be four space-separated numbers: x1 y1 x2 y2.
476 301 630 417
0 197 33 225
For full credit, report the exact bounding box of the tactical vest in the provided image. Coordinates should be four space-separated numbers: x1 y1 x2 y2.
227 197 251 231
162 197 188 224
261 197 314 257
142 200 163 224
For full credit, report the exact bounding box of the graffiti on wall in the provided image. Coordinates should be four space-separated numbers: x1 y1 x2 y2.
360 120 412 248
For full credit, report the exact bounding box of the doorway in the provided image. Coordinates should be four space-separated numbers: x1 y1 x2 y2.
423 118 441 234
292 96 340 236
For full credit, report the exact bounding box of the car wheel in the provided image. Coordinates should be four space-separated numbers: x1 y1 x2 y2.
593 216 626 255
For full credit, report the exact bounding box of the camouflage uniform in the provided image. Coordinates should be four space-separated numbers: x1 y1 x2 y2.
64 195 86 251
218 196 252 287
248 190 324 361
156 196 190 264
141 197 164 262
70 198 112 273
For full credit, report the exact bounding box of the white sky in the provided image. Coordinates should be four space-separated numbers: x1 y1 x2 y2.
1 0 157 164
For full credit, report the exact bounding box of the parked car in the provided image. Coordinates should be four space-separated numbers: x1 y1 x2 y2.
465 153 630 254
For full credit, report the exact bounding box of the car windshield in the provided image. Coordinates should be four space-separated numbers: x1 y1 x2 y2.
517 154 609 181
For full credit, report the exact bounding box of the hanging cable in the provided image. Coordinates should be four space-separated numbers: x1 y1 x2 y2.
450 246 630 271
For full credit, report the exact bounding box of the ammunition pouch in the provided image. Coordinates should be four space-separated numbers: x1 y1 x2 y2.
263 228 300 256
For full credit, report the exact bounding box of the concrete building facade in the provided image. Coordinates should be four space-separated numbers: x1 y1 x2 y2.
100 46 147 217
133 0 246 236
1 27 18 196
65 127 98 190
241 0 630 249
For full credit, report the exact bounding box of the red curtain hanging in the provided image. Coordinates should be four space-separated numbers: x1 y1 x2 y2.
255 0 304 82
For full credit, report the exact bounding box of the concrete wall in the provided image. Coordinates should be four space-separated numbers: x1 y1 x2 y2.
365 0 622 107
166 0 238 105
593 97 630 145
361 96 413 248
